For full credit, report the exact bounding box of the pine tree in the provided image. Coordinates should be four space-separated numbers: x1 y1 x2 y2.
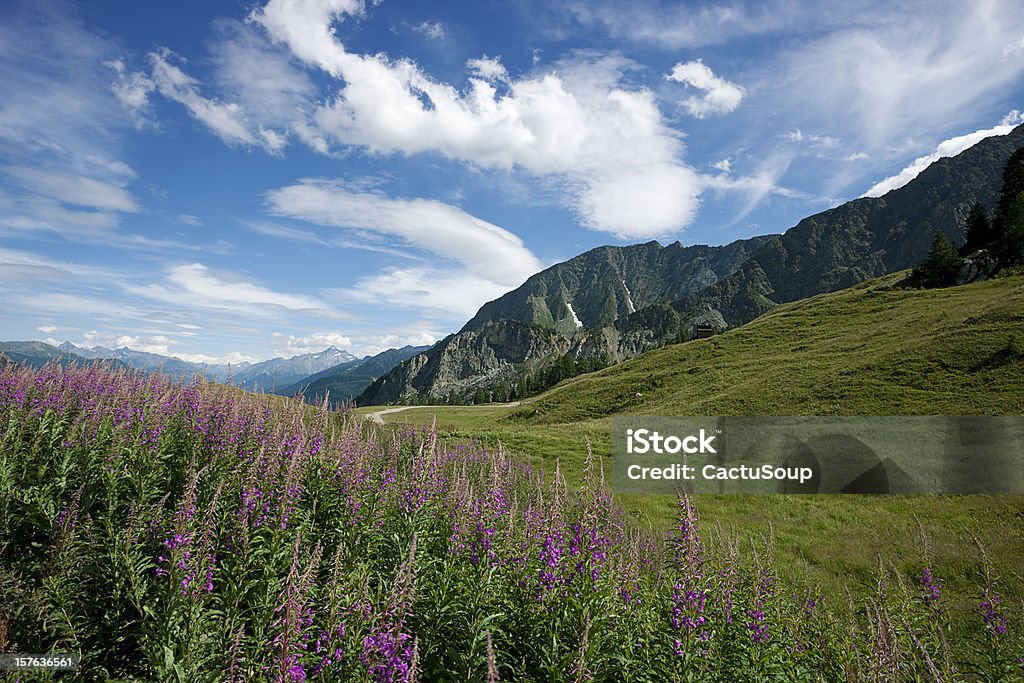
1002 192 1024 264
993 147 1024 243
961 201 993 254
913 231 961 288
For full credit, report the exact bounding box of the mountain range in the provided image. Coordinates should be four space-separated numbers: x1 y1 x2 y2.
0 341 417 402
357 123 1024 405
55 342 356 390
276 345 429 406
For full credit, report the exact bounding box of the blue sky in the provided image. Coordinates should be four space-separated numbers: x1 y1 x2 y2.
2 0 1024 363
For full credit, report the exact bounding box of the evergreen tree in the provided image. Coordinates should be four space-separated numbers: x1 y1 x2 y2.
473 387 487 405
961 201 993 254
1002 192 1024 264
912 231 962 288
516 376 529 399
993 147 1024 242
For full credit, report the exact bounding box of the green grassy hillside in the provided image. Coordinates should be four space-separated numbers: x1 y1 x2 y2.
356 272 1024 604
524 271 1024 421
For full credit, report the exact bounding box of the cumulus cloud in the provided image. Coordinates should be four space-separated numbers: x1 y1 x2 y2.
863 111 1024 197
36 324 58 334
80 330 174 354
466 56 508 82
666 60 744 118
77 330 258 364
264 180 542 287
248 0 701 237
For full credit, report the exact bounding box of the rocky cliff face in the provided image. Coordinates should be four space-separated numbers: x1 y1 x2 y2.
359 124 1024 405
358 321 574 404
462 236 772 333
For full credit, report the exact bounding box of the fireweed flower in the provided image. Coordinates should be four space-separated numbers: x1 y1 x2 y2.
361 628 414 683
921 567 942 609
310 625 346 676
745 607 769 645
979 591 1008 637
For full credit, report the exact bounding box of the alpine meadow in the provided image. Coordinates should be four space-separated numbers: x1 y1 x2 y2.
2 0 1024 681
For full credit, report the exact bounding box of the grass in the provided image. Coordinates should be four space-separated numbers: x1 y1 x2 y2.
9 363 1019 679
355 272 1024 607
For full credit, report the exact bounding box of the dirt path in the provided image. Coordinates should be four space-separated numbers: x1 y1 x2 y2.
365 406 417 424
364 402 521 425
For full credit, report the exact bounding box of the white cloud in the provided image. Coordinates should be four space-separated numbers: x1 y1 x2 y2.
1002 35 1024 57
77 330 258 364
342 267 516 318
863 112 1024 197
106 58 156 125
712 158 731 173
702 155 805 223
273 332 353 355
174 350 258 365
178 214 203 226
4 166 139 212
0 245 120 280
248 220 423 258
146 49 260 149
356 331 438 356
264 180 542 287
36 324 58 334
413 21 445 40
666 60 744 118
249 0 702 237
466 56 508 82
209 19 318 148
116 334 173 355
0 4 143 237
109 20 319 156
767 3 1024 150
250 0 365 77
560 1 800 49
783 129 838 148
167 263 327 310
130 263 339 316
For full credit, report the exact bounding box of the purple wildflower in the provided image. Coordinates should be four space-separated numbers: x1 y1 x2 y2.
361 629 413 683
921 567 941 609
979 591 1008 637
